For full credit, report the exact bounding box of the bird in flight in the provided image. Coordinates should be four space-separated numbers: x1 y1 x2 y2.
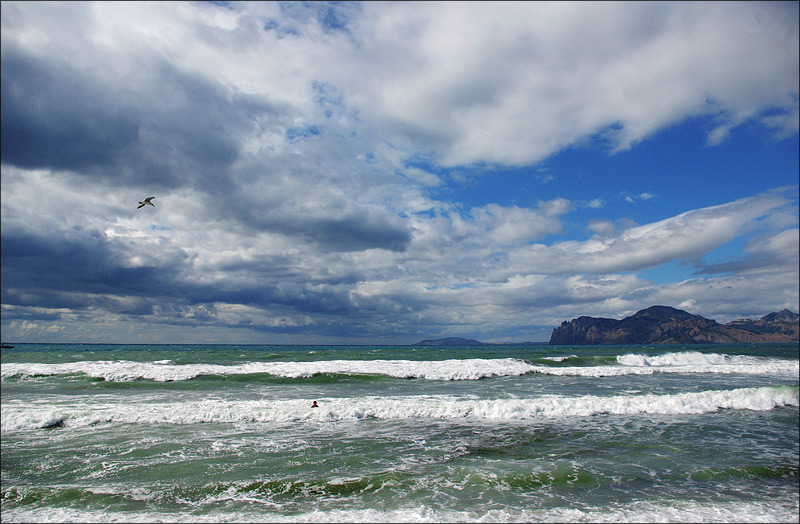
137 197 155 209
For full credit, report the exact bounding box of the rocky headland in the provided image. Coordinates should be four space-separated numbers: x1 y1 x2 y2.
549 306 799 345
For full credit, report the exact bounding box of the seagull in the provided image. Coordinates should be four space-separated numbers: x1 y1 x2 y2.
137 197 155 209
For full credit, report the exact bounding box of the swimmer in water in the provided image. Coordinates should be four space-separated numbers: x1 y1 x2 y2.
311 401 319 408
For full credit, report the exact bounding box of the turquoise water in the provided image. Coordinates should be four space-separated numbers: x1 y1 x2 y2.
2 343 798 522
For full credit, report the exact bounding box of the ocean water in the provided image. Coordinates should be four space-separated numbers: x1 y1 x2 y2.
1 343 798 523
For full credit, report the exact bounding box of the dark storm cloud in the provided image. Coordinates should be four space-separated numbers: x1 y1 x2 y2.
220 178 414 253
313 213 411 252
0 305 63 323
0 231 183 307
1 46 141 172
260 212 412 253
179 281 357 316
1 232 119 295
1 33 409 259
0 226 361 321
1 44 285 191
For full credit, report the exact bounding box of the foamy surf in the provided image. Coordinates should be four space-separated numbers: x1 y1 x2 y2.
2 496 797 523
3 343 797 524
1 352 797 382
0 358 534 382
530 351 799 377
2 386 796 431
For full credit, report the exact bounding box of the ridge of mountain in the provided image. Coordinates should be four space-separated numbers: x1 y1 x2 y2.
414 337 543 346
414 307 798 346
415 337 486 346
549 306 799 345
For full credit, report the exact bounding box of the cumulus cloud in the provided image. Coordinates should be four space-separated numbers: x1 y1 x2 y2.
7 2 795 174
1 1 797 343
344 2 799 166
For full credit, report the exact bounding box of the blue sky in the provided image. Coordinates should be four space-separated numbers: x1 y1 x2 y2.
1 1 798 344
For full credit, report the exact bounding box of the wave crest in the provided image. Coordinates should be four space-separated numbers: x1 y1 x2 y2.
3 352 797 383
531 351 798 377
2 386 796 431
0 358 534 383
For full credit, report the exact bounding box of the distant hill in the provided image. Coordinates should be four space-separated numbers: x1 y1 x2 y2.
549 306 799 345
415 337 487 346
414 337 543 346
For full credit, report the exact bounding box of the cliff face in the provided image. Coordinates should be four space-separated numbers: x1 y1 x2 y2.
549 306 799 345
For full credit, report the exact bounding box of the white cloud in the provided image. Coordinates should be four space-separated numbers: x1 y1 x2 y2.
1 1 797 343
339 2 798 166
504 191 794 277
5 2 796 173
401 167 443 187
643 272 800 325
624 192 656 203
470 199 572 246
588 220 615 237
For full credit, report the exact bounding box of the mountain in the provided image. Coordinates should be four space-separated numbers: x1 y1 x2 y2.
757 309 800 323
414 337 544 346
415 337 486 346
725 309 800 339
549 306 799 345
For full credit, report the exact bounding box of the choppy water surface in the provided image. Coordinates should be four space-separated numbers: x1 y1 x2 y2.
2 343 798 522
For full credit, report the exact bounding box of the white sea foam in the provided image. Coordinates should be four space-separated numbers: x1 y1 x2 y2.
531 351 799 377
0 358 535 382
2 352 797 382
2 497 797 523
618 351 747 367
541 355 577 362
2 386 796 431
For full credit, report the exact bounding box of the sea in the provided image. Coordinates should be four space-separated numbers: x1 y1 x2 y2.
1 343 798 523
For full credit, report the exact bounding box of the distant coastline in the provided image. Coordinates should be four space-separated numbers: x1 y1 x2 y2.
416 306 799 346
414 337 546 346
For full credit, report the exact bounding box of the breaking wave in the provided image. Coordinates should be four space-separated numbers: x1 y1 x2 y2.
529 351 799 377
0 358 532 382
1 352 796 383
2 386 796 431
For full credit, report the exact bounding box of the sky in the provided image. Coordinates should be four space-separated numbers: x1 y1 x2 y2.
1 1 798 345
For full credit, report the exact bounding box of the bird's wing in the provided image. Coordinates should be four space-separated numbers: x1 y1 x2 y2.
145 197 155 202
137 203 145 209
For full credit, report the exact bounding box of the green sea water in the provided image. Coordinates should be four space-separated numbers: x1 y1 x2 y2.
2 343 798 522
